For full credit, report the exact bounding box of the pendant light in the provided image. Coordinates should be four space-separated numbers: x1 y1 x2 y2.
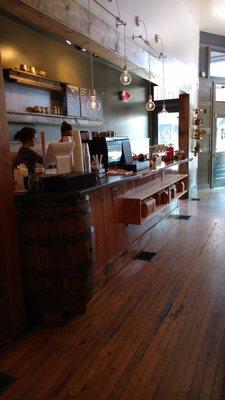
87 0 101 112
120 24 132 85
145 44 155 112
159 51 168 115
155 34 168 115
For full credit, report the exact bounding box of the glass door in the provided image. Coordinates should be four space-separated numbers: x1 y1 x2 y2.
212 115 225 187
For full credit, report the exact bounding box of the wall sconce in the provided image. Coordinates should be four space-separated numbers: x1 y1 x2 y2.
118 90 132 101
87 0 101 112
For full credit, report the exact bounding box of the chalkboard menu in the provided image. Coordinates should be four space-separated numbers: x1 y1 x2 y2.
66 84 81 117
80 88 103 120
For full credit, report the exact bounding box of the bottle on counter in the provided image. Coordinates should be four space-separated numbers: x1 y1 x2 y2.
82 143 91 173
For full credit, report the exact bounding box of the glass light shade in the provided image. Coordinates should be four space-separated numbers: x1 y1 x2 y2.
87 91 101 112
120 66 132 86
159 103 168 115
146 95 155 112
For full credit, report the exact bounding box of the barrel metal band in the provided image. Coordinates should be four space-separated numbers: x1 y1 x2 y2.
23 259 95 277
19 207 91 221
21 226 95 246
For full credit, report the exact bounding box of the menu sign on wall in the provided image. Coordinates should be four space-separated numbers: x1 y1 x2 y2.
66 84 81 117
80 88 103 120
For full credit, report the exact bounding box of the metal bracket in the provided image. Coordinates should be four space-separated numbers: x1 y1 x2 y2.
111 186 118 199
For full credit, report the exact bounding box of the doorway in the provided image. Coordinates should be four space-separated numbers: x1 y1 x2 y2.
212 115 225 187
212 82 225 188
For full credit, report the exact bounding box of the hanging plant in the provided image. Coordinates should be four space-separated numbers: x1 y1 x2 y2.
193 108 207 140
193 127 207 140
194 140 203 156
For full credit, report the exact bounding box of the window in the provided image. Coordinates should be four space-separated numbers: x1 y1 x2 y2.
216 118 225 152
210 50 225 78
158 112 179 150
215 84 225 102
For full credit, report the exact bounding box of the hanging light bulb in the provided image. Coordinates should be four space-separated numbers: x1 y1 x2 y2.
159 102 168 115
87 0 101 113
156 37 168 115
87 90 101 112
120 25 132 86
120 66 132 85
146 94 155 111
145 44 155 112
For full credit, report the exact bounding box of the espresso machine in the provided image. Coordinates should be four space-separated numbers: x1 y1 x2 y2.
87 134 150 172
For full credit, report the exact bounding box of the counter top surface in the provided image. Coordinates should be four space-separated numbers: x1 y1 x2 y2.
15 158 192 201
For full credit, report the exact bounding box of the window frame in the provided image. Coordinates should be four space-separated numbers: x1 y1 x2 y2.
210 48 225 80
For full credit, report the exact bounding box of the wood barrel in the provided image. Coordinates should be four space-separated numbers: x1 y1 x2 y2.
16 192 95 322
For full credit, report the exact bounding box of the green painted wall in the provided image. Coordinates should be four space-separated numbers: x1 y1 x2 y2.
0 14 149 141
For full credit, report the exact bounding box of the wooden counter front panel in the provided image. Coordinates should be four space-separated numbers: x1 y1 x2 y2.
90 175 161 273
90 188 126 272
90 170 188 276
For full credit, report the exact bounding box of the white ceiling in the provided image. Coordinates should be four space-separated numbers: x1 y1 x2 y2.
183 0 225 36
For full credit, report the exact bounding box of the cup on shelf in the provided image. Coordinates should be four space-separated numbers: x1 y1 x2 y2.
38 70 46 77
33 105 41 113
30 66 37 75
44 107 51 114
20 64 28 72
51 106 58 115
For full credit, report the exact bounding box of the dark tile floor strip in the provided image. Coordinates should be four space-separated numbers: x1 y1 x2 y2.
175 215 191 220
134 251 158 262
0 372 17 395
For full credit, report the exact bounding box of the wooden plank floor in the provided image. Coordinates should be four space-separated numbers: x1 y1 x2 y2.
1 190 225 399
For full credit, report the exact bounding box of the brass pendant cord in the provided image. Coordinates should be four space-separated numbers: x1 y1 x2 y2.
157 36 166 108
138 18 152 97
162 44 165 108
123 24 127 68
148 44 152 97
88 0 94 94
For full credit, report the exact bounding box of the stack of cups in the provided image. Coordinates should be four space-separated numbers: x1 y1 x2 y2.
82 143 91 173
72 131 84 173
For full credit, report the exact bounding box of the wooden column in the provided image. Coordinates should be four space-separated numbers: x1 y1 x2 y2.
0 56 25 337
179 93 190 195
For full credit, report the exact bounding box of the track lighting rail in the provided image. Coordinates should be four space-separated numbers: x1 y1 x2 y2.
132 34 162 58
92 0 126 27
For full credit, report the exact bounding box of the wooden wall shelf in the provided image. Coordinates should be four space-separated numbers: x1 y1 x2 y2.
7 111 104 126
120 174 188 225
5 68 64 92
139 190 188 225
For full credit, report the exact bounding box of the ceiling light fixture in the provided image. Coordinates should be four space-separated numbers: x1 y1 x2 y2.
145 43 155 112
120 24 132 86
132 16 155 111
66 40 72 45
155 34 168 115
87 0 101 112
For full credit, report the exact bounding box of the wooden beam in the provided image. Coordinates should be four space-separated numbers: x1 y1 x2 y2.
0 54 25 337
0 0 161 85
179 93 190 157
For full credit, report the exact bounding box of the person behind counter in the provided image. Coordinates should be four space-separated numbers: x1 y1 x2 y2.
14 127 43 173
60 121 73 142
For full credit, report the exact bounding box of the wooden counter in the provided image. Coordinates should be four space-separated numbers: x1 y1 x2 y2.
15 159 190 320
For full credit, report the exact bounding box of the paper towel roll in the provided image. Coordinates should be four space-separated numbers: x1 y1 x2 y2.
72 130 84 173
